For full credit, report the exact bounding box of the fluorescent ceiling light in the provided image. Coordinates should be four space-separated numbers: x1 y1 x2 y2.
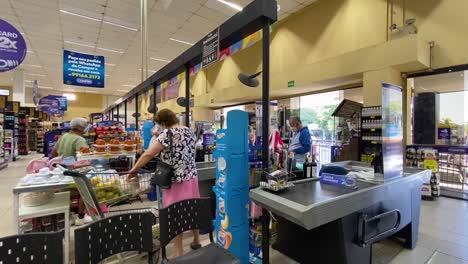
60 9 138 31
27 50 34 54
97 47 124 54
169 38 194 46
65 40 123 54
63 93 77 101
150 57 170 63
23 64 42 68
117 89 129 93
103 21 138 31
105 63 116 66
60 10 100 22
24 80 32 83
217 0 243 11
122 84 135 87
65 40 95 49
26 73 46 77
139 68 157 73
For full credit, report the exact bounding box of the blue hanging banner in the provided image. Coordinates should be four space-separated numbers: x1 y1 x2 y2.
0 19 27 72
63 50 105 88
37 95 68 118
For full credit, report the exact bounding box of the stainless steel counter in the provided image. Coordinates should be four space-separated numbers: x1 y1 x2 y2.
196 161 216 181
250 163 431 230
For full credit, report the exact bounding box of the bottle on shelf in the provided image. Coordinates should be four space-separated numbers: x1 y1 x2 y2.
303 154 318 178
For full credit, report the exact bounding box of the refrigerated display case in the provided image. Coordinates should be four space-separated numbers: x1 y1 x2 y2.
18 113 29 155
4 111 19 161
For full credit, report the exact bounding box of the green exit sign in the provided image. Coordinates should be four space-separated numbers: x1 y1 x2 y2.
288 80 295 87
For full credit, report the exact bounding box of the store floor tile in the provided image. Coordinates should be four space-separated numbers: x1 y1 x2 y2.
427 251 465 264
387 245 434 264
1 154 467 263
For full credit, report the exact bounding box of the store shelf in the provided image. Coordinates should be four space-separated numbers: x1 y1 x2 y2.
19 192 70 220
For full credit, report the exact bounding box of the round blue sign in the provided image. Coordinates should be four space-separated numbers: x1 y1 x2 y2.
0 19 27 72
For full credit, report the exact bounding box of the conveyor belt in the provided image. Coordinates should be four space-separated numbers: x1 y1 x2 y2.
273 180 374 206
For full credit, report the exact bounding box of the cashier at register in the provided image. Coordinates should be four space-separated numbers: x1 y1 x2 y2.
288 116 311 163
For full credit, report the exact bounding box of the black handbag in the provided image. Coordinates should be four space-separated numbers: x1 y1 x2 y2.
151 129 174 189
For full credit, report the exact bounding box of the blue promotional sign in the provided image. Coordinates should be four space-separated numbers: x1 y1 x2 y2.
37 95 67 117
320 173 357 189
0 19 27 72
437 128 451 140
63 50 105 88
202 133 215 149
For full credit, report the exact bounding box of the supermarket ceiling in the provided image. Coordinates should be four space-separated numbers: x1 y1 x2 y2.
0 0 317 96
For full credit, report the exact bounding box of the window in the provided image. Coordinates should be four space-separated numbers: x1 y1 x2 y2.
299 91 341 141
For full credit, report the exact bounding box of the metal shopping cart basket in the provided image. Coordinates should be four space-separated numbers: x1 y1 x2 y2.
58 164 162 263
56 164 158 219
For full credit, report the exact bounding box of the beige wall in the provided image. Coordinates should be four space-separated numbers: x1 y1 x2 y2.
403 0 468 69
190 0 433 108
116 0 468 126
188 0 468 108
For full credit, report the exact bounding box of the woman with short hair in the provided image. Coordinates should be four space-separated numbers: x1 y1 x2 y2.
128 108 201 257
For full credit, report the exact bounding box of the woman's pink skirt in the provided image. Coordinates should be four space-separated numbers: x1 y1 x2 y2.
161 177 200 208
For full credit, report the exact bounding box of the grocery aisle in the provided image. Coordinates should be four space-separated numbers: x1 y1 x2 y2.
0 153 43 237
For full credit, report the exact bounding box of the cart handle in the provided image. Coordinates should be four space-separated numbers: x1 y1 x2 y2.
357 209 401 247
63 170 85 178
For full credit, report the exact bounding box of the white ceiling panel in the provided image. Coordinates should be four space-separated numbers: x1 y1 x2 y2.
196 6 230 24
60 0 106 14
182 14 218 35
204 0 241 17
14 0 58 9
0 0 310 95
154 0 204 14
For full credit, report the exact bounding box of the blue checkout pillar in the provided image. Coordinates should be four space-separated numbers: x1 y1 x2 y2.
213 110 250 264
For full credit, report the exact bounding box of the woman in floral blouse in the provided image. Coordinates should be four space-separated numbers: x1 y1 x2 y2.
129 108 201 257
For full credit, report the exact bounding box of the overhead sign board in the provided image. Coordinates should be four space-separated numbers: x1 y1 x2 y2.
0 19 27 72
37 95 67 117
202 28 219 68
63 50 105 88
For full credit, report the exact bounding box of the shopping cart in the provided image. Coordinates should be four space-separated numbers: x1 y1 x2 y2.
57 163 162 263
56 164 156 219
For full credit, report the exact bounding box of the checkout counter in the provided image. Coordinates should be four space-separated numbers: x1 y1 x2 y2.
196 161 217 215
250 161 430 264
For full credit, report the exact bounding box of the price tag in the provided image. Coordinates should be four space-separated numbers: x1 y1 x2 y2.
424 159 437 173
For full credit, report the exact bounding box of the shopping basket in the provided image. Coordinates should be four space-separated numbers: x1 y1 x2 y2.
59 164 162 263
57 164 157 220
